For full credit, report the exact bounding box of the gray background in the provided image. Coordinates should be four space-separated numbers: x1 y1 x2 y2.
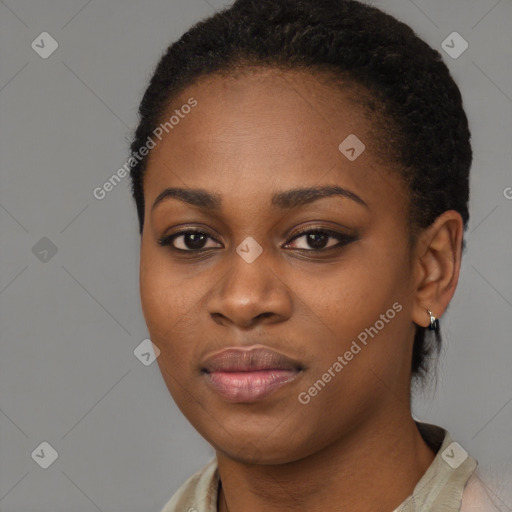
1 0 511 510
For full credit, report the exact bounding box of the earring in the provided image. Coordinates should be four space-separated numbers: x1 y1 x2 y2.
426 309 439 331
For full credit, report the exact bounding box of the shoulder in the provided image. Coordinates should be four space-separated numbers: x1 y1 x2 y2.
460 473 506 512
160 458 219 512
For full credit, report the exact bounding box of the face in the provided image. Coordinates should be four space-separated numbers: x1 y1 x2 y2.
140 67 419 464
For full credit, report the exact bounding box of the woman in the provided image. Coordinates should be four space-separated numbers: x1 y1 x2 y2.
128 0 501 510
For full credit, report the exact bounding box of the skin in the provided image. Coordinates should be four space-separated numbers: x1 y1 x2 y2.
139 67 464 512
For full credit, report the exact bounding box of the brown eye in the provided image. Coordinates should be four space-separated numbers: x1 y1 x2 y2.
286 228 355 251
158 230 222 252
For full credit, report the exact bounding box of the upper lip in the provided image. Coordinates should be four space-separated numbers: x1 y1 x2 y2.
201 346 302 373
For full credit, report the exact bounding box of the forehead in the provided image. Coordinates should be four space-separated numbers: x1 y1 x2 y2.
143 67 407 216
149 67 367 162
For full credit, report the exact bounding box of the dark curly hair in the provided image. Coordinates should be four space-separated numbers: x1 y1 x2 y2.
128 0 472 380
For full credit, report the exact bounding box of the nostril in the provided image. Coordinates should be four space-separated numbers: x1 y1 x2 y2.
256 312 273 320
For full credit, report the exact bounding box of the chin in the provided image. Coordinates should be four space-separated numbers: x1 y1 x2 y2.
215 441 307 466
197 419 323 466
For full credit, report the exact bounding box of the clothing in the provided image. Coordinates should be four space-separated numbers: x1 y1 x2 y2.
161 423 502 511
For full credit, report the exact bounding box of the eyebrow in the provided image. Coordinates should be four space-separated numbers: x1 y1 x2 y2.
151 184 368 213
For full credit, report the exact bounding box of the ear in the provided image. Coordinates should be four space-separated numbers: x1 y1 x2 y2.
411 210 464 328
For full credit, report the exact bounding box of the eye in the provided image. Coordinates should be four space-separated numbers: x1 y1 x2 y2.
157 229 222 252
157 226 356 254
284 227 355 251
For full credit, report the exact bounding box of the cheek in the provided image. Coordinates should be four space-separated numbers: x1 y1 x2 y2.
139 249 201 406
295 252 402 335
139 246 193 355
140 248 166 331
292 243 410 380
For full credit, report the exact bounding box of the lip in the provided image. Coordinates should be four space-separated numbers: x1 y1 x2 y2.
201 346 302 403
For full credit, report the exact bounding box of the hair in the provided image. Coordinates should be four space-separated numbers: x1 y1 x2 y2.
128 0 472 380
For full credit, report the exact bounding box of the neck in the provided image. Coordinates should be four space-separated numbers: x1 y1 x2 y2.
216 411 435 512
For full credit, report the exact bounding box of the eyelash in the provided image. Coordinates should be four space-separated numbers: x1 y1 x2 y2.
157 226 356 254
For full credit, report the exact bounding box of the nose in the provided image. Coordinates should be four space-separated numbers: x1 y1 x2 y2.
207 249 293 329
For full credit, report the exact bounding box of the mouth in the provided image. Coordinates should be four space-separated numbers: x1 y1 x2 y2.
201 346 303 403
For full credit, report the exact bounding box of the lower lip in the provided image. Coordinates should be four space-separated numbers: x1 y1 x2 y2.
204 369 299 402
